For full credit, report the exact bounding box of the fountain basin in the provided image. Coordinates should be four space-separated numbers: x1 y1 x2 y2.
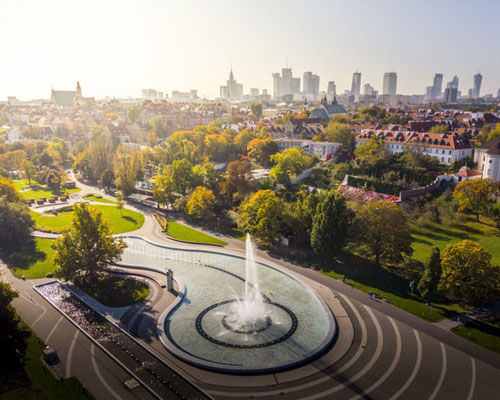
119 236 337 373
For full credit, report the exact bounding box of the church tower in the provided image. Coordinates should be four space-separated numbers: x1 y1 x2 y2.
76 81 82 99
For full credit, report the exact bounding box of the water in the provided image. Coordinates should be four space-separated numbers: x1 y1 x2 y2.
119 236 336 372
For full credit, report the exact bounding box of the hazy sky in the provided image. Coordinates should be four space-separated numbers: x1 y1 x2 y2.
3 0 500 100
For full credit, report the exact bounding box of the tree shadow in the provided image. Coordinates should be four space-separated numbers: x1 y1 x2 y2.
121 215 137 224
426 224 472 240
0 238 46 271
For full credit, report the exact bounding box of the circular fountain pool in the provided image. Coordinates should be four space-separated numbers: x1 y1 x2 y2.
119 236 336 373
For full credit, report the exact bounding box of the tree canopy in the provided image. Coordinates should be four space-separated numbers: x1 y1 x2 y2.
187 186 216 220
455 179 498 222
439 240 500 305
53 203 126 285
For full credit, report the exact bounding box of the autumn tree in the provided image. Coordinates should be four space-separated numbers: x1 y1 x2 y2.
116 192 124 215
224 160 254 198
0 197 34 245
250 102 263 119
153 170 176 208
113 146 143 196
353 201 413 264
248 138 278 167
439 240 500 305
418 247 442 303
234 128 259 155
455 179 498 222
270 148 314 184
20 160 36 186
0 179 23 203
53 203 126 285
311 191 351 259
239 190 282 245
187 186 216 220
319 122 355 153
150 115 168 138
354 137 388 168
127 106 140 124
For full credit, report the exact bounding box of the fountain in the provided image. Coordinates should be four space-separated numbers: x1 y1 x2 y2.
118 235 336 373
222 234 271 334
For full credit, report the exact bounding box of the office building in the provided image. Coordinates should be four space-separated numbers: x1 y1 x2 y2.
303 71 320 95
272 66 301 99
383 72 397 95
446 75 459 89
327 81 336 95
432 73 443 99
470 73 483 98
351 71 361 97
272 73 282 99
444 87 458 103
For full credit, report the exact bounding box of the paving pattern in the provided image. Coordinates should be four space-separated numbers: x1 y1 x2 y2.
200 291 500 400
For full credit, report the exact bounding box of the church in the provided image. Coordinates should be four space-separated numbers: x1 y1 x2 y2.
50 81 93 106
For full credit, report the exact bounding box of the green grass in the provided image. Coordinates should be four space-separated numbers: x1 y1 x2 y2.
412 214 500 266
166 220 228 246
84 194 116 204
0 325 92 399
453 314 500 354
6 238 56 280
80 275 149 307
18 185 81 201
12 180 34 191
32 205 144 234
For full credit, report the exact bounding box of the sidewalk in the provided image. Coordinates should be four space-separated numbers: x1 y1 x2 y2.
434 300 500 331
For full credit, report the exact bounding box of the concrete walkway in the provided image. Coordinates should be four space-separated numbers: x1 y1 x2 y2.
435 300 500 331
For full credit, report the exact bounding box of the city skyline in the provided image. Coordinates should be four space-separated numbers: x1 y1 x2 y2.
2 0 500 100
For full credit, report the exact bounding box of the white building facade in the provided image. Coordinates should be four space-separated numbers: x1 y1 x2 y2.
474 138 500 182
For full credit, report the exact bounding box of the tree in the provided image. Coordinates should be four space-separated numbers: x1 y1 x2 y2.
53 203 126 285
455 179 498 222
0 282 30 368
169 158 195 195
87 133 114 183
311 191 350 259
417 247 442 303
150 115 168 137
250 102 263 119
234 128 259 155
113 146 143 196
354 137 388 168
239 190 282 245
99 167 115 188
319 122 355 153
20 160 36 186
270 148 314 184
248 138 278 167
354 201 413 264
224 160 253 197
187 186 216 220
116 192 124 215
127 106 140 124
153 169 176 208
0 179 23 203
439 240 500 305
0 197 34 245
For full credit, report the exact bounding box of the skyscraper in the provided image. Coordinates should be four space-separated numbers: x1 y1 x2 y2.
444 87 458 103
303 71 312 93
432 73 443 99
471 73 483 98
351 71 361 97
281 67 293 96
272 73 282 99
327 81 336 95
310 74 319 95
382 72 397 95
220 68 243 99
446 75 459 89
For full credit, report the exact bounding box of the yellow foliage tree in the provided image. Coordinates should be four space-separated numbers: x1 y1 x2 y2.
454 179 498 222
187 186 216 220
439 240 500 305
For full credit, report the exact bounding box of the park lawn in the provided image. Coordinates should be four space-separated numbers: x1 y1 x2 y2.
411 214 500 266
32 205 144 234
7 238 56 280
80 275 149 307
1 325 92 400
12 179 34 191
452 315 500 354
84 194 116 204
166 220 228 246
19 186 81 201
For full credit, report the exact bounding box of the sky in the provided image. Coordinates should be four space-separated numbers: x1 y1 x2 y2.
2 0 500 100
